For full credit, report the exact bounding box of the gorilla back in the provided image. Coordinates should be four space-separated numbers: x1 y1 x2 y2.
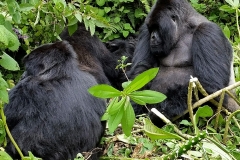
4 41 106 160
129 0 239 127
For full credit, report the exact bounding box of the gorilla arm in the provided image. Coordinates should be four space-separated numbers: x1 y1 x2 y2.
192 22 239 111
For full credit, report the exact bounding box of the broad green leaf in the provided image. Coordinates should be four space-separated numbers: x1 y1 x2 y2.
108 102 125 133
130 96 145 105
122 81 131 89
0 52 20 71
124 68 159 94
194 105 213 124
129 90 166 105
232 151 240 160
121 99 135 136
89 21 95 36
101 112 109 121
96 0 105 6
122 31 129 38
88 84 121 98
67 23 78 36
225 0 239 8
104 7 111 13
233 0 239 7
223 26 231 39
67 16 78 26
108 97 125 115
19 3 35 12
114 17 120 23
219 5 235 13
0 151 13 160
144 118 182 140
0 25 20 51
0 89 9 103
202 142 232 160
179 120 192 126
74 12 82 22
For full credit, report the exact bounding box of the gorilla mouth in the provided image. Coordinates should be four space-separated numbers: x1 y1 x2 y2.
150 45 164 56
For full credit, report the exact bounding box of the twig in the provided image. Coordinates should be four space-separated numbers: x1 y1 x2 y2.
151 108 191 139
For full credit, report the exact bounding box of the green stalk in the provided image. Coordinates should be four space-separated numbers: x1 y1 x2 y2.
223 110 240 144
0 101 24 159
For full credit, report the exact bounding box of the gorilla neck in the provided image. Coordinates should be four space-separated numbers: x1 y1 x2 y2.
159 34 193 67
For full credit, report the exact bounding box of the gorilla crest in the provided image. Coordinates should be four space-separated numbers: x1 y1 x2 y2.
129 0 239 127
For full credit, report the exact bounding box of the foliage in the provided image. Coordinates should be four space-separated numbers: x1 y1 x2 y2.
89 68 166 136
0 0 240 159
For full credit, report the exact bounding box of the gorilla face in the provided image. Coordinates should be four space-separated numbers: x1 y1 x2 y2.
146 0 189 57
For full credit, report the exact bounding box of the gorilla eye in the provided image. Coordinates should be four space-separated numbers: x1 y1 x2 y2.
171 15 176 21
167 7 172 10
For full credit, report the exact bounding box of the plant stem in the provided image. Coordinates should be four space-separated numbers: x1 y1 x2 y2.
223 110 240 144
236 9 240 38
0 102 24 159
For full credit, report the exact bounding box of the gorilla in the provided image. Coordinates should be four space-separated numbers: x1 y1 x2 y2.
128 0 239 127
4 25 121 160
105 37 136 89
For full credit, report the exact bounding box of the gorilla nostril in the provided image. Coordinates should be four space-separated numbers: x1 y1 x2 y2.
151 34 155 40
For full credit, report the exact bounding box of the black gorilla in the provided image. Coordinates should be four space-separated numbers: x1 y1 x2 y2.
128 0 239 127
105 37 136 89
4 25 121 160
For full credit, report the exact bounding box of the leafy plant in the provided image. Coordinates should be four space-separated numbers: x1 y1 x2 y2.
89 68 166 136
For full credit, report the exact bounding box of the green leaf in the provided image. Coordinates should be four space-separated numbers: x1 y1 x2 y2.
129 90 166 105
0 88 9 103
74 12 82 22
0 24 19 50
122 30 129 38
67 16 78 26
88 84 121 98
104 7 111 13
123 23 132 30
202 142 232 160
130 96 145 105
121 98 135 136
124 68 159 94
122 81 131 89
67 23 78 36
114 17 120 23
219 5 235 13
144 118 182 140
223 26 230 39
0 52 20 71
0 151 13 160
194 105 213 124
108 99 125 133
225 0 239 8
179 120 192 126
101 112 109 121
19 3 35 12
89 21 95 36
108 97 125 115
96 0 105 7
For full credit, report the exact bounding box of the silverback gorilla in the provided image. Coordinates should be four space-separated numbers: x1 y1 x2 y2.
128 0 239 127
4 25 122 160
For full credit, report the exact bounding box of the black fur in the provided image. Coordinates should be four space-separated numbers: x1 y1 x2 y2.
4 38 108 159
128 0 239 127
105 37 136 89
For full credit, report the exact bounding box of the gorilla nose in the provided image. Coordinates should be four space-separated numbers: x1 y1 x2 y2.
150 32 161 46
